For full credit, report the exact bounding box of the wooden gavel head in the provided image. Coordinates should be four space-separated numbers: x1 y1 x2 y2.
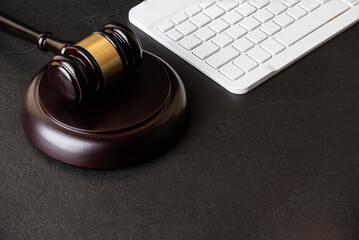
47 23 143 103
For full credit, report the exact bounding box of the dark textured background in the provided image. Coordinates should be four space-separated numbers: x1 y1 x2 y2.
0 1 359 239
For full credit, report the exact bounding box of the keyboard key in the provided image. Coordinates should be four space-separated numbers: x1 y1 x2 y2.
274 0 349 46
212 32 234 47
261 38 285 55
341 0 359 6
204 5 225 19
253 8 275 23
222 10 243 24
195 27 216 41
246 29 268 44
166 29 183 41
226 25 247 39
315 0 328 4
247 46 271 63
171 13 188 24
249 0 270 9
157 21 174 33
299 0 320 11
233 37 254 52
234 55 258 71
209 18 230 33
235 2 257 16
273 13 294 27
287 5 307 20
220 63 244 81
260 21 281 36
199 1 215 9
206 46 240 69
193 41 220 60
191 13 212 27
240 16 261 31
185 5 202 16
176 21 198 35
179 35 202 50
218 1 239 11
282 0 300 7
267 1 287 15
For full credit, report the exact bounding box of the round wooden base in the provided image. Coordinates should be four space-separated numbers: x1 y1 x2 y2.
21 51 187 168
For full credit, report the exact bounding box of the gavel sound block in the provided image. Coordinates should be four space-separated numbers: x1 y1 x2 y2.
0 13 187 168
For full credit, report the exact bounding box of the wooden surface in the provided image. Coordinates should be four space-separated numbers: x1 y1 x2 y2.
0 0 359 239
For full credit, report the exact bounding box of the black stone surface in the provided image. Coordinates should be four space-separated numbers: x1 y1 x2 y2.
0 1 359 239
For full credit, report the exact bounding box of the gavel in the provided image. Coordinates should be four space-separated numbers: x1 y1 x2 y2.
0 13 143 103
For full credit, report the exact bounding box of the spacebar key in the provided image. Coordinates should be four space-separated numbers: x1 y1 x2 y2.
274 0 349 47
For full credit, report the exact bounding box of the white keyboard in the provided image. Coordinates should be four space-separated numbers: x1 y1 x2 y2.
129 0 359 94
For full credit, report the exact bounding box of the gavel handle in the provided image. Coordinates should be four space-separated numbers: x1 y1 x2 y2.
0 12 73 54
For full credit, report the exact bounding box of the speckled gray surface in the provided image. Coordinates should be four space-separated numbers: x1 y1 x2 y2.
0 1 359 239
